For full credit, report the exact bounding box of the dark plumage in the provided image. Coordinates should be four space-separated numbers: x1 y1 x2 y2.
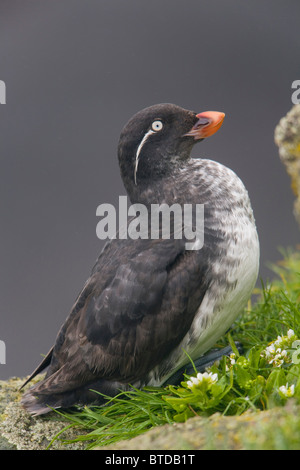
21 103 259 415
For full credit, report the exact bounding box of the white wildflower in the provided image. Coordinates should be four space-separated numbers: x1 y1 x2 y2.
264 344 275 358
279 383 295 398
186 376 200 388
191 376 200 384
186 371 218 390
287 329 295 339
210 373 218 383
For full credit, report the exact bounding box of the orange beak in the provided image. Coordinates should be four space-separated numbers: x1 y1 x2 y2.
184 111 225 139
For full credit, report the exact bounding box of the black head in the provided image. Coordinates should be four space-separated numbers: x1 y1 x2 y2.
118 103 224 197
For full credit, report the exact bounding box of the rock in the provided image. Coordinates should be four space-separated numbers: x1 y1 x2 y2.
275 104 300 227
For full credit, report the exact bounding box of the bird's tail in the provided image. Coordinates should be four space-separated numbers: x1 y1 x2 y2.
19 346 54 391
21 375 126 416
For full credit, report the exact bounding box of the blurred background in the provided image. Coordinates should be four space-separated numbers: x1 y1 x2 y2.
0 0 299 379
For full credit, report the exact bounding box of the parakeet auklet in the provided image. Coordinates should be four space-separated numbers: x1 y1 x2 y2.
21 103 259 415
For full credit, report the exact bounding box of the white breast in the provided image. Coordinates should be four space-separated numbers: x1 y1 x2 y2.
148 158 260 385
187 221 259 360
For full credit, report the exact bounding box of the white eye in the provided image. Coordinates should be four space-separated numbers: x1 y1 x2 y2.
151 120 163 132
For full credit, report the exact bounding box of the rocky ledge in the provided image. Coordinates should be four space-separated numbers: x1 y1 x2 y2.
1 376 300 450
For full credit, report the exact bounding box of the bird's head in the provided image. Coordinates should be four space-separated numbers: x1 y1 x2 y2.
118 103 225 195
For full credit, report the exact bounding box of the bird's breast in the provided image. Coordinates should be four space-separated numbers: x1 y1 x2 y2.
183 159 259 356
146 158 260 385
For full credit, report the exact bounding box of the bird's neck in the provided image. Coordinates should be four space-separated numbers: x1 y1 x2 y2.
124 157 254 220
123 159 203 207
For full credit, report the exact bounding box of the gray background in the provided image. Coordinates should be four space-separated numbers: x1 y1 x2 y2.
0 0 299 380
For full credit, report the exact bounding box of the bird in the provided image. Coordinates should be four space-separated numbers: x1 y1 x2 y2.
21 103 259 415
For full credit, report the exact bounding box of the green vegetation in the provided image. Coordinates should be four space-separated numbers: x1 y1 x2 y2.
51 248 300 450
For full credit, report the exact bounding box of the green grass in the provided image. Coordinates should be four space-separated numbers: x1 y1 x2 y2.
50 248 300 450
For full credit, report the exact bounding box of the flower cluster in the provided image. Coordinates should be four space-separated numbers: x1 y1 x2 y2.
186 371 218 390
279 383 295 398
261 329 298 367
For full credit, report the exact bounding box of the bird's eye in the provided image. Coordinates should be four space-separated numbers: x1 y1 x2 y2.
151 120 163 132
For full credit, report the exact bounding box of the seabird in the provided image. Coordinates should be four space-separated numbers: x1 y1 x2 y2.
21 103 259 415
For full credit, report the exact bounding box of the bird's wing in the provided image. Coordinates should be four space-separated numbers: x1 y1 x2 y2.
32 236 209 394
